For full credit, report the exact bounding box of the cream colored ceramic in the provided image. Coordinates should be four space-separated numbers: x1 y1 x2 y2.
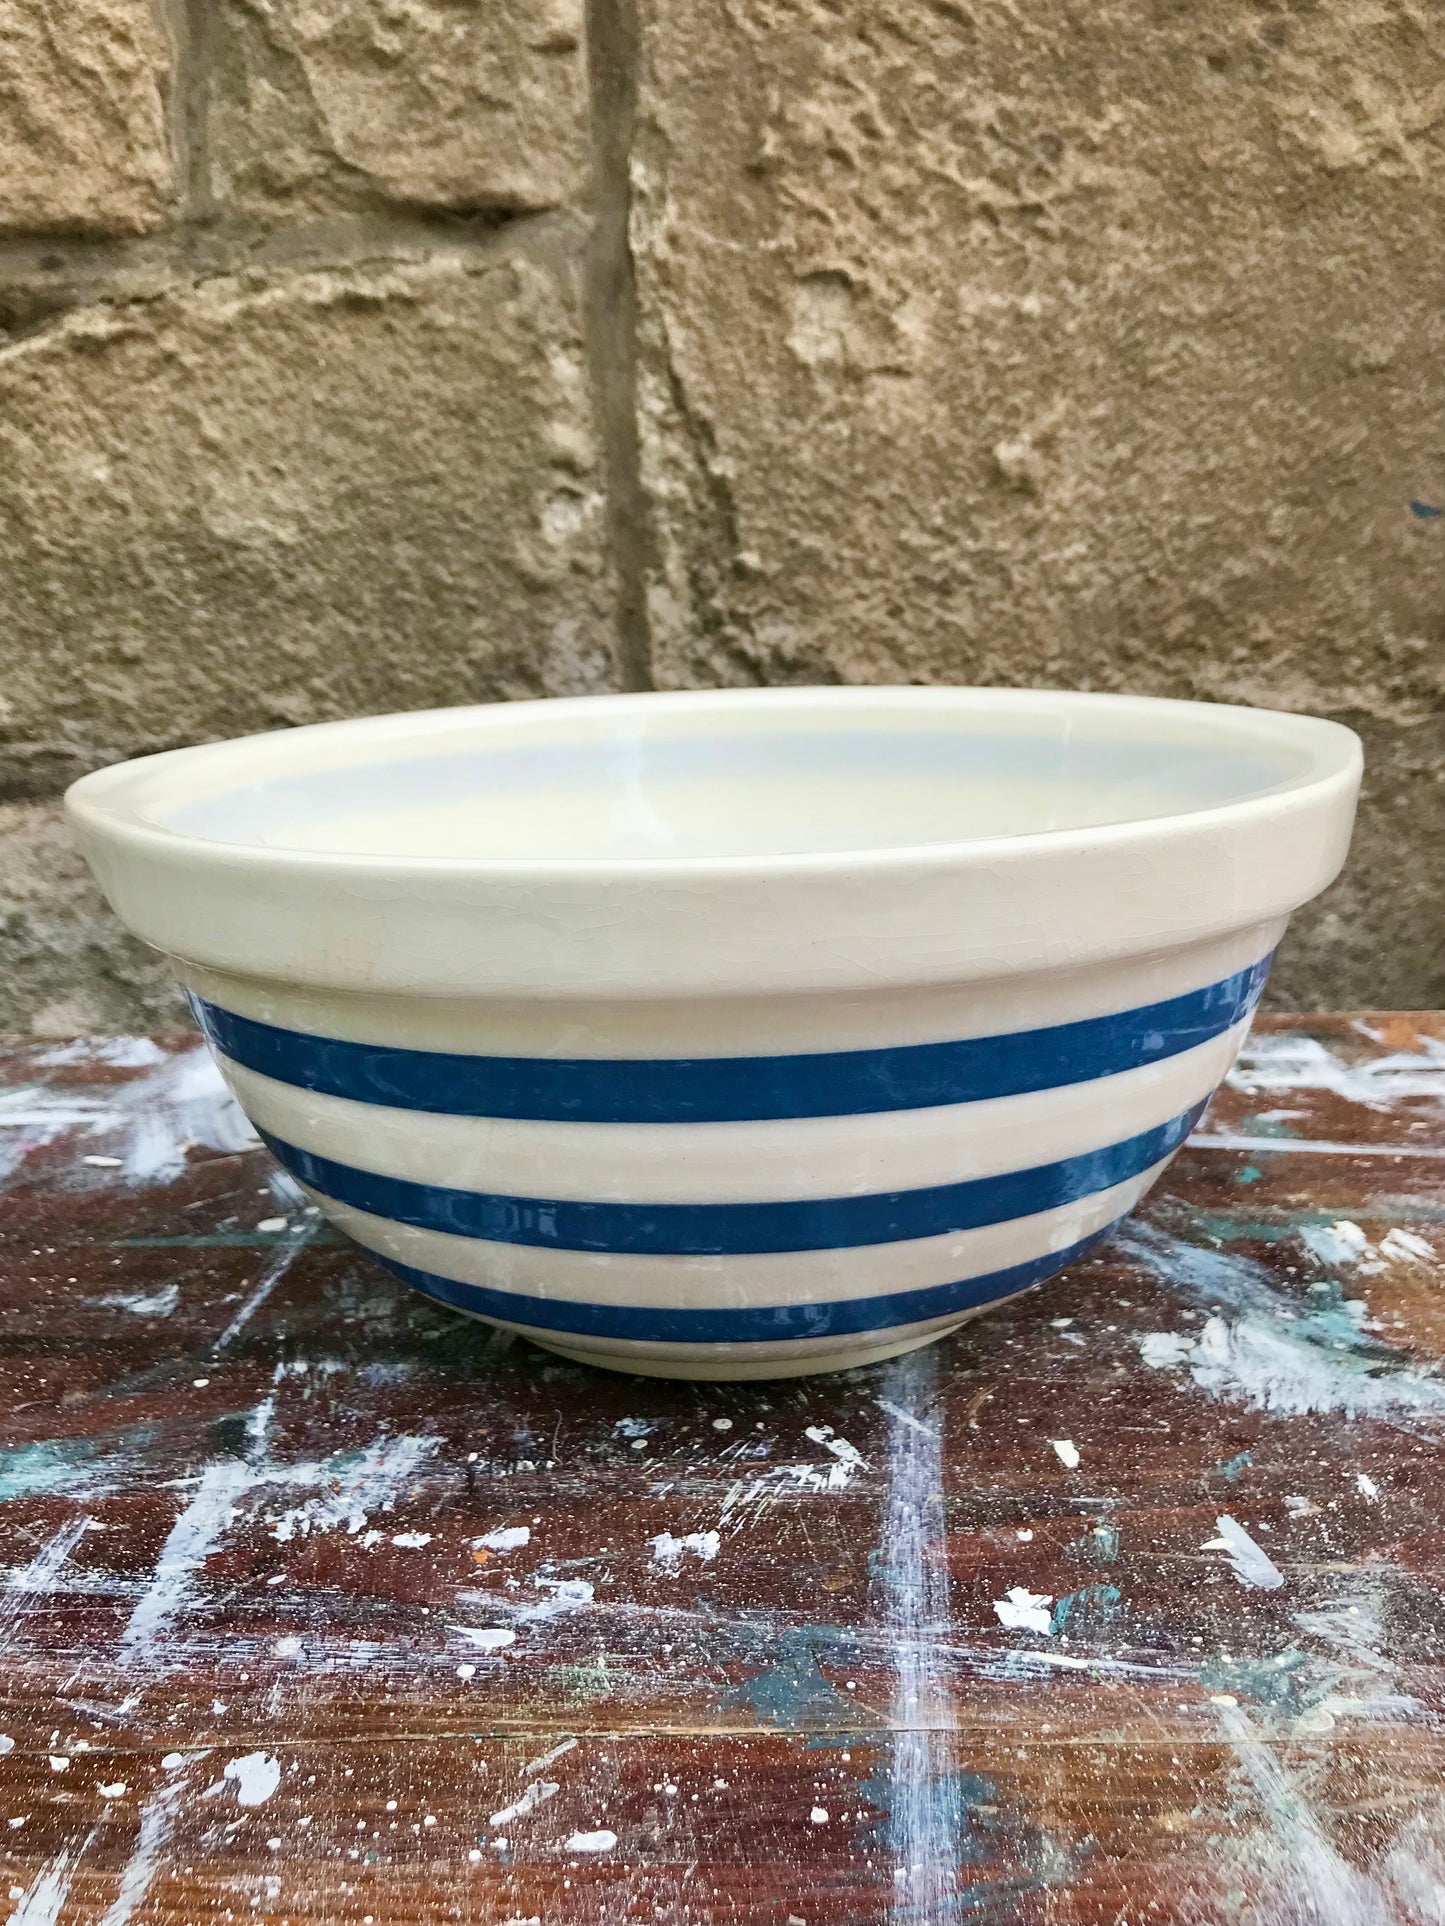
66 687 1361 1378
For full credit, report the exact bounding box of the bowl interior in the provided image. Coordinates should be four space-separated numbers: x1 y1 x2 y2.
97 691 1327 864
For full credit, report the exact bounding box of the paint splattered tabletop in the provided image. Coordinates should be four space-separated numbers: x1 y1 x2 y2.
0 1015 1443 1925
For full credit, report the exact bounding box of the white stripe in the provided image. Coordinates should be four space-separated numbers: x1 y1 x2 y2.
486 1299 1005 1372
218 1022 1240 1206
301 1159 1167 1309
181 922 1279 1057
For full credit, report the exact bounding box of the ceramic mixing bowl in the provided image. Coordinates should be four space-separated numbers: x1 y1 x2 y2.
67 687 1360 1379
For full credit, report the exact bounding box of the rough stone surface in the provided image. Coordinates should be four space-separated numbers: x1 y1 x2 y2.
209 0 588 218
1269 715 1445 1011
632 0 1445 1004
0 0 175 235
0 235 619 792
0 802 184 1035
0 0 1441 1024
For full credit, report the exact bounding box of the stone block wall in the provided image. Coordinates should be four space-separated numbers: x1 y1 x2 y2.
1 0 1441 1030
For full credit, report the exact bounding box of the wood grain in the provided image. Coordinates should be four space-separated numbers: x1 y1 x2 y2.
0 1016 1442 1923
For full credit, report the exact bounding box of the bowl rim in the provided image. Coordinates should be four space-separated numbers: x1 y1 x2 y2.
65 686 1362 997
66 684 1360 882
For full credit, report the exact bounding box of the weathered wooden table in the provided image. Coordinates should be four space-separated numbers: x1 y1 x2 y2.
0 1015 1442 1926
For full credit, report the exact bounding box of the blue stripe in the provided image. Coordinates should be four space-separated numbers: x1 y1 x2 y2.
371 1224 1122 1343
192 954 1269 1125
260 1102 1203 1256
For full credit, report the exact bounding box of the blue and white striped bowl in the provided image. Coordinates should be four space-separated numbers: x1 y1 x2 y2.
67 688 1360 1378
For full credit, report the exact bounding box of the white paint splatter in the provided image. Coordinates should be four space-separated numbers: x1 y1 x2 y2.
1152 1308 1445 1426
993 1587 1055 1634
522 1736 577 1777
204 1753 281 1807
513 1574 595 1622
809 1806 829 1824
1380 1228 1434 1264
0 1514 93 1654
564 1829 616 1854
1217 1704 1400 1924
1050 1439 1081 1469
488 1781 558 1828
473 1526 530 1554
1302 1594 1402 1687
649 1530 720 1575
96 1771 191 1926
1138 1332 1194 1367
1379 1793 1445 1920
875 1397 938 1439
35 1038 167 1070
123 1401 436 1656
1227 1029 1445 1112
1299 1219 1370 1266
1122 1226 1445 1428
1207 1514 1284 1591
1 1043 257 1189
117 1048 258 1183
451 1627 516 1653
97 1283 180 1317
800 1425 868 1489
1355 1473 1379 1502
211 1230 316 1355
878 1346 958 1924
1191 1132 1445 1160
266 1434 439 1542
8 1834 93 1926
122 1457 259 1657
390 1532 432 1549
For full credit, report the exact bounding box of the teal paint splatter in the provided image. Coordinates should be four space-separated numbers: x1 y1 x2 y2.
1191 1205 1445 1246
860 1764 997 1869
1049 1584 1124 1636
1238 1112 1298 1139
1127 1217 1442 1367
1298 1278 1386 1351
1128 1218 1445 1424
1189 1209 1331 1246
1235 1165 1263 1186
859 1762 1087 1908
722 1628 863 1731
1216 1451 1253 1483
1200 1648 1312 1708
1076 1519 1119 1565
0 1437 111 1502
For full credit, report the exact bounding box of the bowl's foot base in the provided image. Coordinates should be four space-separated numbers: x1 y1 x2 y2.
522 1318 974 1381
